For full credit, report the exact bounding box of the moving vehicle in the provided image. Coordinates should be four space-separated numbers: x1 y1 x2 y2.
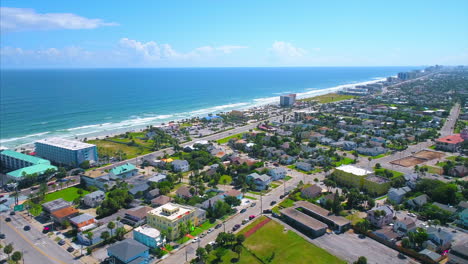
0 233 5 239
5 217 11 222
9 211 15 216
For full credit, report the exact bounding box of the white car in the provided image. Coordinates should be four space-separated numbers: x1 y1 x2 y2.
208 228 214 233
192 237 199 243
208 241 216 246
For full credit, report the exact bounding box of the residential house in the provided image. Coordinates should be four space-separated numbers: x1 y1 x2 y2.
247 173 272 191
419 249 443 263
122 206 153 227
393 217 416 235
319 193 335 205
295 161 313 172
107 238 149 264
280 154 295 165
449 165 468 177
176 185 193 199
223 189 243 200
458 208 468 228
145 189 160 201
427 227 454 251
301 185 323 199
83 190 105 208
268 167 287 180
147 174 167 183
51 207 79 225
110 163 138 179
388 187 411 204
342 141 357 151
69 213 96 231
448 243 468 264
367 205 394 228
356 147 387 156
198 195 224 209
172 160 190 172
129 183 150 197
373 226 399 242
78 222 124 245
133 225 165 249
433 202 457 214
151 195 172 207
407 194 429 209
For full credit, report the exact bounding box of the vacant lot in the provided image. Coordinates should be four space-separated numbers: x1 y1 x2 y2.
300 93 355 104
44 186 90 203
390 156 426 167
87 139 153 159
413 150 444 160
216 132 245 144
243 218 345 264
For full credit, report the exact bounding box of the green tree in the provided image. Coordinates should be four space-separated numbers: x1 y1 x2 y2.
233 244 243 259
402 238 411 248
4 243 13 259
115 227 125 240
11 251 22 263
101 231 110 242
353 256 367 264
196 247 207 263
107 221 116 237
236 234 245 245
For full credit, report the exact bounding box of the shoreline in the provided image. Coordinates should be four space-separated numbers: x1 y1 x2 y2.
2 76 388 151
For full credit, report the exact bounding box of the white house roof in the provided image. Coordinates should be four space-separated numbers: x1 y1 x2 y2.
336 165 372 176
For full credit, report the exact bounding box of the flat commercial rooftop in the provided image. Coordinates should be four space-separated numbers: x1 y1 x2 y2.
295 201 351 227
281 207 328 230
336 165 372 176
35 137 95 151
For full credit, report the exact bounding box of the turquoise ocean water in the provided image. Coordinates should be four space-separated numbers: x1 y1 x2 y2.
0 67 419 148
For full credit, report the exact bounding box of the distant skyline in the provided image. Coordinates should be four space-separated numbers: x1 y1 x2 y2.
1 0 468 68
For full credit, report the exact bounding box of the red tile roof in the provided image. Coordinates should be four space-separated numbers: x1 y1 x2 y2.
436 134 464 144
51 207 78 219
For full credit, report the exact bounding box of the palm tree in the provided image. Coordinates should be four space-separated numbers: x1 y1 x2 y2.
101 231 110 242
107 221 116 237
86 231 94 242
4 243 13 260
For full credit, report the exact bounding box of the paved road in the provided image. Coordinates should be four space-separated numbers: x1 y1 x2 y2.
0 213 81 264
157 164 306 264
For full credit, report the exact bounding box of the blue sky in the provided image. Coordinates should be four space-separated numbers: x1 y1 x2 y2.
1 0 467 68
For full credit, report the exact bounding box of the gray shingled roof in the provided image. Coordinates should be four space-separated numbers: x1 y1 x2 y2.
108 239 148 261
69 213 95 224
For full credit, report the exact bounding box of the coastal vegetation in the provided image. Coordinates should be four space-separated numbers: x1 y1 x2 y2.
300 93 356 104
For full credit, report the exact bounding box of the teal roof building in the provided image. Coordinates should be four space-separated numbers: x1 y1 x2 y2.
0 149 57 181
110 163 138 178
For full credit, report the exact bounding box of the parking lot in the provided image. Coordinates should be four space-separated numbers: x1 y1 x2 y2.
311 231 416 264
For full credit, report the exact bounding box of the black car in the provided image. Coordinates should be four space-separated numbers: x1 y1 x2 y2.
240 208 247 213
58 240 66 246
0 233 5 239
232 224 241 231
67 247 75 253
263 209 272 214
215 224 222 229
270 201 277 206
5 217 11 222
9 211 15 216
23 225 31 231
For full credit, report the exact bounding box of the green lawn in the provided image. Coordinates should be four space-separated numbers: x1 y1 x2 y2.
44 186 90 203
244 196 257 200
332 157 354 166
421 165 443 175
284 175 292 181
219 175 232 185
374 168 404 178
243 219 346 264
345 211 364 225
207 246 262 264
299 93 356 104
270 183 280 189
87 139 152 159
216 133 245 144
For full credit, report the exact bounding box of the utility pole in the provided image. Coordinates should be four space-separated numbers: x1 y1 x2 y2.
260 193 263 214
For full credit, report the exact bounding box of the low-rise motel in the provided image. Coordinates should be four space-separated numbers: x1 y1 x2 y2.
0 149 57 182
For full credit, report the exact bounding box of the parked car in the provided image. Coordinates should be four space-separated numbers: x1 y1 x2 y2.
42 226 51 233
23 225 31 231
249 215 256 220
263 209 272 214
250 203 256 207
31 186 39 190
208 241 216 246
0 233 5 239
240 208 247 213
208 228 214 233
270 201 277 206
67 247 75 253
9 211 15 216
232 224 241 231
215 224 222 229
47 181 56 186
5 217 11 222
58 240 66 246
192 237 199 243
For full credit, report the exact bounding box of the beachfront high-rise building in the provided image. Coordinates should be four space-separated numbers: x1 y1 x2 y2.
280 94 296 107
35 137 98 167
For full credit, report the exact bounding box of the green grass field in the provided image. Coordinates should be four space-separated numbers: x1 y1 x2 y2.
44 186 90 203
207 246 262 264
216 133 245 144
299 93 355 104
243 219 345 264
87 139 153 159
421 165 443 175
332 157 354 166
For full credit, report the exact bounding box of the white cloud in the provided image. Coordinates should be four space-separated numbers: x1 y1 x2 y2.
269 41 308 58
119 38 247 61
0 7 118 32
